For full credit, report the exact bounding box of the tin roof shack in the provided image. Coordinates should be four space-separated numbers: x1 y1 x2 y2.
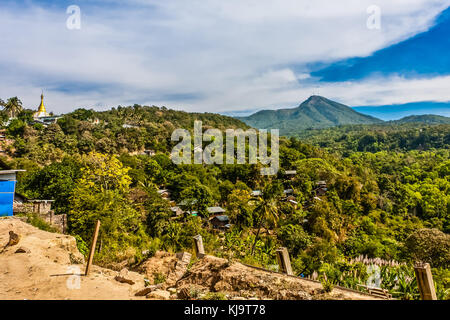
288 199 298 209
157 189 171 200
207 206 226 215
314 181 327 197
209 215 230 231
251 190 262 197
0 170 25 217
284 170 297 181
170 206 183 217
140 150 156 156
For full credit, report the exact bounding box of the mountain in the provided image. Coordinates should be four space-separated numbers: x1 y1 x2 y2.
353 101 450 121
392 114 450 124
237 96 383 135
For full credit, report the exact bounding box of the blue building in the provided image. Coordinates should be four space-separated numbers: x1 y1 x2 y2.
0 170 25 217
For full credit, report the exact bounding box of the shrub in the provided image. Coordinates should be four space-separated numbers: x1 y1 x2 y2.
74 234 89 256
153 272 166 285
404 228 450 268
202 292 227 300
24 213 59 233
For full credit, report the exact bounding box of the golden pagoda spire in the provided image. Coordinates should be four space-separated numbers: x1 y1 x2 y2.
37 91 47 114
33 90 50 119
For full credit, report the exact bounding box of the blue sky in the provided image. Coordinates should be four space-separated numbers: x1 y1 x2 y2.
354 102 450 120
0 0 450 118
312 7 450 82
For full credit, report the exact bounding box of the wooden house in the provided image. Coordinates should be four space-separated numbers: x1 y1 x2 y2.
209 215 230 230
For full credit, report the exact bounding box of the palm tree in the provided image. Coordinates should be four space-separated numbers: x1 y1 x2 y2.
0 99 5 117
250 182 281 255
2 97 23 118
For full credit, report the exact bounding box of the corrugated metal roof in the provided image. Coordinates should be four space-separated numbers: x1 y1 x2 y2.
207 206 226 213
210 215 229 222
0 170 26 174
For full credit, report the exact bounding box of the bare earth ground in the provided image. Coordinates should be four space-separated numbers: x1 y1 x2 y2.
0 217 147 300
0 217 380 300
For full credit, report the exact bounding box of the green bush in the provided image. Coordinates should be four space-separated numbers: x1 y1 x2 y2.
153 272 166 285
202 292 227 300
24 213 59 233
73 235 89 256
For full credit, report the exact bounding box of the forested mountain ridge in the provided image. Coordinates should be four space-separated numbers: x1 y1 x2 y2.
294 123 450 154
238 96 383 135
5 104 249 164
392 114 450 124
237 96 450 136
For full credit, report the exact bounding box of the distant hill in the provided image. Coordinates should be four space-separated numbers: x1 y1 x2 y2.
40 104 250 159
392 114 450 124
294 122 450 153
237 96 383 135
353 101 450 121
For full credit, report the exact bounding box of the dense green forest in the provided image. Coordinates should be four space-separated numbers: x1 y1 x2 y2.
295 123 450 154
1 98 449 299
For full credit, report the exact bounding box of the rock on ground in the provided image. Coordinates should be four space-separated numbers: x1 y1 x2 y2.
176 255 381 300
135 251 191 287
147 289 171 300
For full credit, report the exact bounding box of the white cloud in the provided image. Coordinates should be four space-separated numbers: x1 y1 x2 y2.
183 74 450 113
0 0 449 113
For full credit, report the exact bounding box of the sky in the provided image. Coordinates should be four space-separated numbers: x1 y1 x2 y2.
1 0 450 117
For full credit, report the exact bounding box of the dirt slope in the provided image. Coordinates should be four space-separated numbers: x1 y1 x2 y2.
0 217 147 300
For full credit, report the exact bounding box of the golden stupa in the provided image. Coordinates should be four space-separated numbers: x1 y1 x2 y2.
33 92 50 119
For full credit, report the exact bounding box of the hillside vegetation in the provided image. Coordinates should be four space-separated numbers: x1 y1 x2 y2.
1 98 449 300
295 123 450 154
6 104 249 164
392 114 450 124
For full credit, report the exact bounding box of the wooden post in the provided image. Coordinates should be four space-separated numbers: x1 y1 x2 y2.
276 247 293 275
193 234 205 258
85 220 101 276
414 262 437 300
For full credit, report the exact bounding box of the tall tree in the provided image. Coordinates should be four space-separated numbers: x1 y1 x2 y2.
67 152 147 255
250 182 282 255
2 97 23 118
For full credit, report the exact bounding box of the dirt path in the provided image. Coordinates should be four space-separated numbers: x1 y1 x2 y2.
0 217 146 300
